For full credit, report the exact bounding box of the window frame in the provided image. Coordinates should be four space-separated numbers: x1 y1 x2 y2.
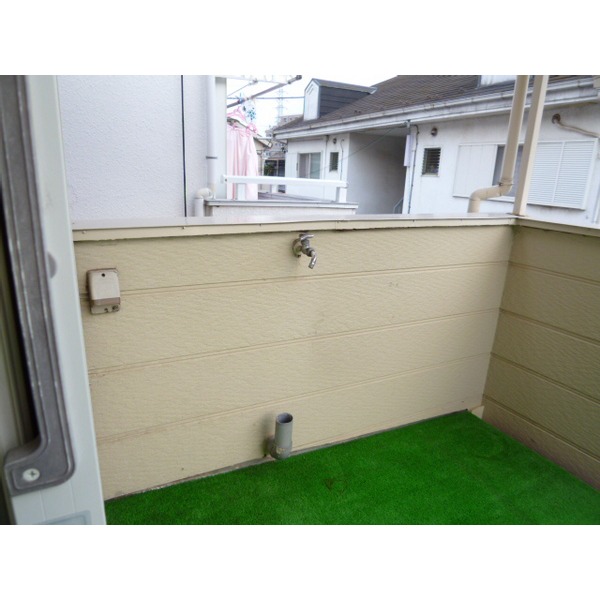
329 151 339 172
298 152 322 180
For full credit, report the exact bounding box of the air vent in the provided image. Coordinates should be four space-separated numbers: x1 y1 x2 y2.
422 147 441 175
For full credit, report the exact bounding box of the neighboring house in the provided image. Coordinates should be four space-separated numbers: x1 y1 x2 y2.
56 76 347 221
274 75 600 225
263 115 300 178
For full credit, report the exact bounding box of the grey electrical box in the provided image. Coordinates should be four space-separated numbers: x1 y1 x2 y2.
87 268 120 314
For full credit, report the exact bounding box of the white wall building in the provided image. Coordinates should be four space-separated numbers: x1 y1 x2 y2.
57 75 227 222
56 75 600 226
275 76 600 225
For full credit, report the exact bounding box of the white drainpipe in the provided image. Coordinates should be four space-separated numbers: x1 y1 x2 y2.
205 75 218 196
468 75 530 213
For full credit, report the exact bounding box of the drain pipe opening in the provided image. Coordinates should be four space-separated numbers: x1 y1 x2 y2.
269 413 294 460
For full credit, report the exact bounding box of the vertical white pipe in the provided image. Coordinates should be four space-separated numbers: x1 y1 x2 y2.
512 75 549 216
499 75 530 188
205 76 217 196
467 76 530 212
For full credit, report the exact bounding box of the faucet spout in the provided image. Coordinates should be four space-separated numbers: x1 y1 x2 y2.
292 233 318 269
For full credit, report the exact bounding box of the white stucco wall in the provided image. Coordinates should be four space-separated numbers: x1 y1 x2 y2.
347 133 406 214
284 137 345 201
406 104 600 225
57 76 210 221
283 132 406 212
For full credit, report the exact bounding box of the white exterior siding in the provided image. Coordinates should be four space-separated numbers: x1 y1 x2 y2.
347 133 406 214
57 76 211 221
284 137 343 201
406 104 600 225
284 132 406 213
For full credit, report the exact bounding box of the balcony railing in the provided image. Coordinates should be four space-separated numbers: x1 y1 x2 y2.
222 175 348 203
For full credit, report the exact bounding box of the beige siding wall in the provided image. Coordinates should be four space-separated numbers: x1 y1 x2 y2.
483 226 600 489
74 224 512 499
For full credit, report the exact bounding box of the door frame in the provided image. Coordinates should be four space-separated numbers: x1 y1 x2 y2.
0 75 105 524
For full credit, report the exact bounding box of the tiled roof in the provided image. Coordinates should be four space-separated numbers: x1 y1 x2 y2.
274 75 587 133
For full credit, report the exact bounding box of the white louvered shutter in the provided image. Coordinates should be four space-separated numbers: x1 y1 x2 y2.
528 140 596 209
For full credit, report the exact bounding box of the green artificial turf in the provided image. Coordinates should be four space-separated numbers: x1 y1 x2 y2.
105 412 600 525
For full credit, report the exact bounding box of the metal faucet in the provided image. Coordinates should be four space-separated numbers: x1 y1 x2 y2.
293 233 317 269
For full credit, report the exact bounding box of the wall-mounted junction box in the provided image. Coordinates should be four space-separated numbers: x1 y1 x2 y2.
86 268 120 314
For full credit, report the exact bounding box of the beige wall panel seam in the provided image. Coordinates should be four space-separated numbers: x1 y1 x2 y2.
511 227 600 281
483 362 600 458
73 218 517 243
85 312 497 408
483 394 600 460
78 261 511 299
507 261 600 287
100 397 476 500
483 400 600 490
96 357 488 498
501 268 600 341
86 309 500 376
94 352 492 444
88 314 496 438
492 313 600 400
80 266 507 370
489 354 600 408
497 310 600 351
73 226 512 294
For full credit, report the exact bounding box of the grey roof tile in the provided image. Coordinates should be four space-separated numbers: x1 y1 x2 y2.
274 75 587 133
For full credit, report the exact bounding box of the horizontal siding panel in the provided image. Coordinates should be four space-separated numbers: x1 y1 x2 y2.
483 401 600 490
82 264 507 370
502 265 600 340
484 225 600 489
493 313 600 401
485 358 600 457
98 356 488 499
511 227 600 281
74 226 512 294
76 225 513 497
91 312 498 439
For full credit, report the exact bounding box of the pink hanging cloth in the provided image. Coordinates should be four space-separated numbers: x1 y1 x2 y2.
226 108 259 200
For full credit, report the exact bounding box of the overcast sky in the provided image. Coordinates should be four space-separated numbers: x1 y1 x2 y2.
227 72 397 135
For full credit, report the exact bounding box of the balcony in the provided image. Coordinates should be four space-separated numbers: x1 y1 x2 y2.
72 212 600 511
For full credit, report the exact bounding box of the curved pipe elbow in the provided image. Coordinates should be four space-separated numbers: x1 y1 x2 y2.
468 182 512 213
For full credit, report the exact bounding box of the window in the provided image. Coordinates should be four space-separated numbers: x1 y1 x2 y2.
298 153 321 179
495 140 596 208
454 140 596 209
422 147 441 175
329 151 339 172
